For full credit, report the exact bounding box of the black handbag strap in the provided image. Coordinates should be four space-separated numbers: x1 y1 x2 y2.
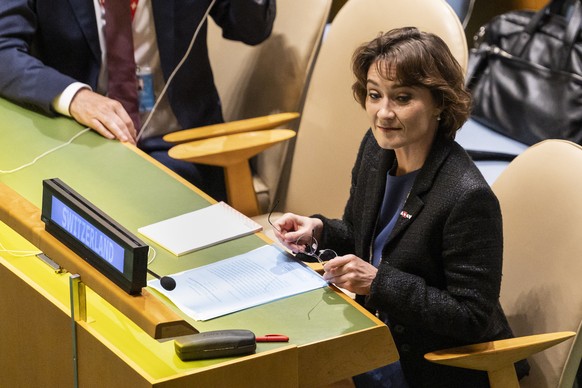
466 149 517 162
509 5 550 56
562 0 582 68
511 0 582 70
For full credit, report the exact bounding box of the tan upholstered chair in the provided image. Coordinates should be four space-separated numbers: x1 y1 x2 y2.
164 0 332 216
167 0 466 218
256 0 468 226
425 140 582 388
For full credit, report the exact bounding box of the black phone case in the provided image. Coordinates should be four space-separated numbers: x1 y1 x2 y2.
174 329 257 361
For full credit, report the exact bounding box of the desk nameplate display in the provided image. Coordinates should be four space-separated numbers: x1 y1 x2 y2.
41 178 148 295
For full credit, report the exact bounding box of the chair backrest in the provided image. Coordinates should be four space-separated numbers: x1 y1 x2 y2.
207 0 332 209
491 140 582 388
280 0 468 218
207 0 331 121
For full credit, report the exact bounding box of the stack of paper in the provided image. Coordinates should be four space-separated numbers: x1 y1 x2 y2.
138 202 262 256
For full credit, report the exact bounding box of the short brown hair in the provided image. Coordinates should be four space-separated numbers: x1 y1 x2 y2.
351 27 471 139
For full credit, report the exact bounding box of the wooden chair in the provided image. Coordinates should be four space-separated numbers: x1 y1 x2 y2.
425 140 582 388
164 0 332 216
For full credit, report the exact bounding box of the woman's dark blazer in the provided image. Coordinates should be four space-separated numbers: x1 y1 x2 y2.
315 129 528 387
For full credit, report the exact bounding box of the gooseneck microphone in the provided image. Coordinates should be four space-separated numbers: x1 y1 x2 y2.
147 269 177 291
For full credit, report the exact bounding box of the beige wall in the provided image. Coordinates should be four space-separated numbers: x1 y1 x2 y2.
511 0 546 9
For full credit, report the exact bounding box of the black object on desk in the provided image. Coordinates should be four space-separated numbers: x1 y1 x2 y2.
174 330 257 361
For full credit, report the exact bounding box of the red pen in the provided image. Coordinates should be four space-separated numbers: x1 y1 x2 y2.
255 334 289 342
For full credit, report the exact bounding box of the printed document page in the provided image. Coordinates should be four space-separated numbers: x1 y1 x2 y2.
148 245 328 320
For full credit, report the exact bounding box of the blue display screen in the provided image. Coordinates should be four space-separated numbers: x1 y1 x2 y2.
50 196 125 273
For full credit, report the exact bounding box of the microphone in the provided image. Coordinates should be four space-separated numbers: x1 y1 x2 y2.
147 269 176 291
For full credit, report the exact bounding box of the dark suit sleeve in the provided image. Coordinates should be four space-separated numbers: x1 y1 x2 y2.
210 0 276 45
368 184 505 342
0 1 79 114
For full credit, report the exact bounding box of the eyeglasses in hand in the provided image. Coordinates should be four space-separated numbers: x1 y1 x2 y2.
294 234 337 265
268 200 337 265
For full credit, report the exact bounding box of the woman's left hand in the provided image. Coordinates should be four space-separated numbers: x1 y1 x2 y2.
323 255 378 295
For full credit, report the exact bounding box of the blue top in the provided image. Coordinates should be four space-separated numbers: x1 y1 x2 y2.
372 169 418 267
356 168 418 388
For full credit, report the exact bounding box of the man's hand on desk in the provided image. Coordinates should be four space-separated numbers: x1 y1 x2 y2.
70 88 137 145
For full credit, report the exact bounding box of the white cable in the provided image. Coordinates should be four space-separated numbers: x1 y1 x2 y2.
0 250 41 257
137 0 217 141
0 241 42 257
0 127 91 174
463 0 476 29
147 246 157 265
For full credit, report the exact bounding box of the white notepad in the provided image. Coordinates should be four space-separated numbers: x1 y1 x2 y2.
138 202 262 256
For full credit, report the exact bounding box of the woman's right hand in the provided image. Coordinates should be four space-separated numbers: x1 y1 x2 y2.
271 213 323 253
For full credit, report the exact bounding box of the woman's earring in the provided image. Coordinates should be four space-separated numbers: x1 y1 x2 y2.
437 115 441 121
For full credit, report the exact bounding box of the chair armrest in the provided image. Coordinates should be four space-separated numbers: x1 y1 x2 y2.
168 129 297 217
425 331 575 371
168 129 296 165
163 112 300 144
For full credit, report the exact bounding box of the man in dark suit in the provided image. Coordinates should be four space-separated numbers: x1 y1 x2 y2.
0 0 275 200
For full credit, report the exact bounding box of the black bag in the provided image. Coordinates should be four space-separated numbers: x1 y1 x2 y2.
466 0 582 146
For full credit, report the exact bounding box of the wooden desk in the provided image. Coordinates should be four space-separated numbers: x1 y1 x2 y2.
0 98 397 387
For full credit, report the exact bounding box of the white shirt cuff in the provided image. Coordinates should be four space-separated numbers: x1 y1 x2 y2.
52 82 91 117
